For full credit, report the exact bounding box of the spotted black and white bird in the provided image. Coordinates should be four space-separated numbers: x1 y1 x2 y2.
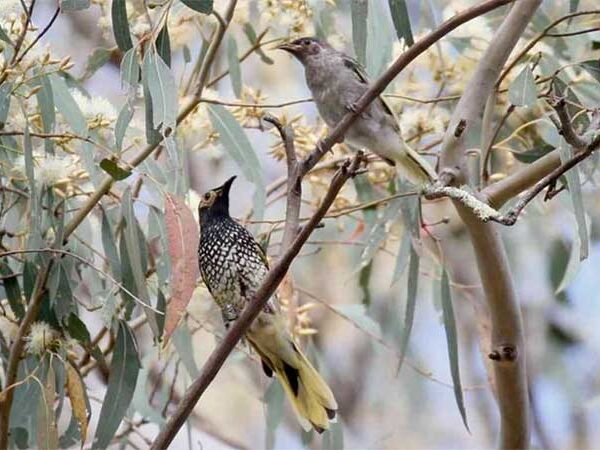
277 37 438 186
197 176 337 432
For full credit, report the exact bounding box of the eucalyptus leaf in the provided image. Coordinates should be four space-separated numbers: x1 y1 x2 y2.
0 82 12 126
172 324 200 378
115 102 134 151
511 143 555 164
49 75 87 136
581 59 600 83
331 304 381 338
227 36 242 97
397 246 419 373
156 24 171 67
208 104 265 220
558 137 588 261
81 48 111 80
388 0 414 46
35 74 55 154
509 65 537 107
242 24 273 64
100 158 132 181
265 380 284 450
61 0 90 11
93 321 140 449
365 0 394 77
323 421 344 450
120 48 140 90
143 49 177 133
391 230 411 285
440 270 469 432
180 0 213 14
101 208 121 283
351 0 368 65
0 262 25 318
111 0 133 52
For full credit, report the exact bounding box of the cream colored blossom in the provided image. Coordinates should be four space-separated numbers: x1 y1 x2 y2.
37 156 77 187
70 89 117 126
25 322 60 355
0 303 18 344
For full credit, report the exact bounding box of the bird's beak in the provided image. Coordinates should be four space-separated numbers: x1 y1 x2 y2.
276 42 301 54
219 175 236 196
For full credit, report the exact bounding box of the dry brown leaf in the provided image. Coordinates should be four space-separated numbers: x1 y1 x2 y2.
66 361 88 445
162 194 200 343
37 364 58 450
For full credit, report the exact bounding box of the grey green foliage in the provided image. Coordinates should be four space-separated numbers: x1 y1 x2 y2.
111 0 133 52
388 0 414 46
93 321 140 449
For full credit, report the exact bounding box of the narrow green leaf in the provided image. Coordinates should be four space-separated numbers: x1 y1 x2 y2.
242 24 273 64
570 0 580 12
509 65 537 107
361 198 403 263
23 124 41 240
143 49 177 133
391 230 411 285
101 208 121 283
358 262 372 307
323 421 344 450
397 246 419 373
0 26 13 46
172 324 200 378
49 75 87 135
510 143 554 164
581 59 600 84
93 321 140 449
49 264 74 323
61 0 90 11
81 48 111 80
66 313 91 344
351 0 368 65
120 48 140 90
0 82 12 126
142 81 161 146
208 104 265 220
111 0 133 52
558 137 588 261
440 270 469 432
132 355 166 424
122 188 159 336
180 0 213 14
100 158 132 180
115 102 134 151
556 229 583 294
156 289 166 340
265 380 284 450
35 74 55 154
156 25 171 67
388 0 414 46
0 262 25 318
227 36 242 97
365 0 394 77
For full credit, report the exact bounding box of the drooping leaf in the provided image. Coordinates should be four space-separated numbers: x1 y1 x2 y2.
111 0 133 52
581 59 600 84
156 289 166 339
358 261 372 307
93 321 140 448
132 354 166 424
0 262 25 318
0 25 12 46
49 74 87 136
172 324 200 378
558 137 588 261
101 208 121 283
66 313 91 344
265 380 285 450
391 230 411 285
61 0 91 11
361 198 403 263
35 73 55 154
162 195 199 342
37 362 58 450
115 101 134 151
65 362 88 445
440 270 469 432
100 158 132 180
350 0 368 65
509 65 537 107
365 0 394 77
0 82 12 126
120 47 140 90
81 47 111 80
156 24 171 67
323 421 344 450
227 36 242 97
48 263 74 323
388 0 414 46
180 0 213 14
510 143 555 164
397 246 419 374
143 48 177 134
208 104 265 220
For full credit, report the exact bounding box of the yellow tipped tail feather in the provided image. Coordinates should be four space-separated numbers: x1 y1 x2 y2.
246 314 337 433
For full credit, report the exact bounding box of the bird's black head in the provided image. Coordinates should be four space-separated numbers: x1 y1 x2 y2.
198 176 236 225
276 37 329 63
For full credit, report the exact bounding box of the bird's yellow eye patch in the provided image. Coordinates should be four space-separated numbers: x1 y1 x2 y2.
199 190 217 209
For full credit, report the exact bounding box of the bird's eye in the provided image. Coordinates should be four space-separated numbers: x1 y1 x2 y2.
203 193 211 201
302 39 309 46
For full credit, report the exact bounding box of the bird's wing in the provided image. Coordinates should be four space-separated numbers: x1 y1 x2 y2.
342 56 400 130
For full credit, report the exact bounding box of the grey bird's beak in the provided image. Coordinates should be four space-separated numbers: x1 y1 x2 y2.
276 42 302 54
219 175 236 196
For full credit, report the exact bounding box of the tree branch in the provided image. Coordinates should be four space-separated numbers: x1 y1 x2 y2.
437 1 544 448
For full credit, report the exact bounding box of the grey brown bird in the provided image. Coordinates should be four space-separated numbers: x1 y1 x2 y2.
278 37 437 186
197 176 337 432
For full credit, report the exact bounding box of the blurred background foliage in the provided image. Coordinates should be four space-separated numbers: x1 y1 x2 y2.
0 0 600 448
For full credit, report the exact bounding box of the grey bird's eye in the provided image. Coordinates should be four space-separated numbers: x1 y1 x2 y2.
204 193 211 201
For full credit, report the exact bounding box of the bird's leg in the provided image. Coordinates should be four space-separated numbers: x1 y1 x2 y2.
221 304 238 330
